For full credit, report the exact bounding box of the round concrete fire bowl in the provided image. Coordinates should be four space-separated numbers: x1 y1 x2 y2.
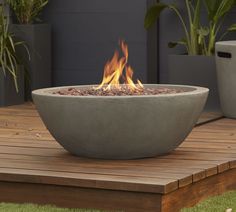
32 84 208 159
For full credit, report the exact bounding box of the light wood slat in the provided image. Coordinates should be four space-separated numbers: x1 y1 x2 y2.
186 138 236 144
0 108 39 117
0 145 229 171
0 128 53 141
0 137 235 152
0 148 223 181
0 158 193 189
161 150 236 159
0 146 220 180
0 138 61 149
0 153 214 184
180 142 236 150
197 111 223 125
0 167 178 194
188 132 236 140
178 147 236 154
0 115 46 130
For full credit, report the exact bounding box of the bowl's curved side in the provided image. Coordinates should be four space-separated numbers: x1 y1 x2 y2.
32 85 208 159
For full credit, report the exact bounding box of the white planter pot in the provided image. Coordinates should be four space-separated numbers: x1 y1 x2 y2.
216 41 236 118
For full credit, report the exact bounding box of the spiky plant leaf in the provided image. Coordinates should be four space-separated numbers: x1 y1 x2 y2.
0 5 29 92
7 0 49 24
227 23 236 31
144 3 168 29
168 38 187 48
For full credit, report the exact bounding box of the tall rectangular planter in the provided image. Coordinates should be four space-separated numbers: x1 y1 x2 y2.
12 24 51 96
0 66 24 106
168 55 220 111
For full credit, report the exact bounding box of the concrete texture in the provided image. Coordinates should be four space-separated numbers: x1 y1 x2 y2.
32 84 208 159
216 41 236 118
168 55 220 111
0 66 24 107
12 24 52 97
42 0 148 86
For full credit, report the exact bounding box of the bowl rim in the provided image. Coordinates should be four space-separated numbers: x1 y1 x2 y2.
32 84 209 99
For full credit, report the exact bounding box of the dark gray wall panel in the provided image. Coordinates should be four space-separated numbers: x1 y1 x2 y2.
43 0 148 86
46 0 145 13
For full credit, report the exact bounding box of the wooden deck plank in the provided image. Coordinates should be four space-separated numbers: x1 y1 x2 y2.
0 104 235 211
0 145 226 176
0 167 178 194
0 128 53 141
162 168 236 212
0 181 162 212
197 111 223 125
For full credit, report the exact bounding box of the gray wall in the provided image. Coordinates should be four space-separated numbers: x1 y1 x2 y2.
43 0 148 86
159 1 236 83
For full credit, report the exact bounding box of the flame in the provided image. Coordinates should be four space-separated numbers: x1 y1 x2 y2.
96 40 143 91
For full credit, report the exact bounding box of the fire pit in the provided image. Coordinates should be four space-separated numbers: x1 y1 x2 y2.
32 41 208 159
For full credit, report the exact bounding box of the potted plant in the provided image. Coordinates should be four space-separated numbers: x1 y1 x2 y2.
0 5 28 106
7 0 51 98
145 0 236 111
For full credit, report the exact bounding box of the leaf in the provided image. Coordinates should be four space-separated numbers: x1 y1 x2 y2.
7 0 48 24
204 0 222 21
0 4 30 92
198 27 210 36
204 0 223 21
144 3 169 29
193 0 201 28
213 0 235 22
168 38 187 48
227 23 236 31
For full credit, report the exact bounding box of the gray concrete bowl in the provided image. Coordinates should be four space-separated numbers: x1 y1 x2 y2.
32 84 209 159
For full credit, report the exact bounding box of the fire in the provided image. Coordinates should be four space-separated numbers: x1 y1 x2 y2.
96 40 144 91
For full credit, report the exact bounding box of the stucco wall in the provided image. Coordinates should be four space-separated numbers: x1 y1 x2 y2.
42 0 148 86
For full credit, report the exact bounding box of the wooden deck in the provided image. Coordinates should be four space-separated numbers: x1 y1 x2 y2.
0 104 235 212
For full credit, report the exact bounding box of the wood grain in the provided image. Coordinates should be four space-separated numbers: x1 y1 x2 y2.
0 181 162 212
0 104 235 211
162 168 236 212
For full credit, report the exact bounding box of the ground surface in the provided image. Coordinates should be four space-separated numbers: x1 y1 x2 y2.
0 203 102 212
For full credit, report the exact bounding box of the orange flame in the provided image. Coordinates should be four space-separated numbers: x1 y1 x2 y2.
96 40 143 91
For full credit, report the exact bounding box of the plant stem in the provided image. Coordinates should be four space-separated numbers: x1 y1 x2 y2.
186 0 195 54
219 31 229 41
186 0 193 24
207 23 216 56
169 5 191 54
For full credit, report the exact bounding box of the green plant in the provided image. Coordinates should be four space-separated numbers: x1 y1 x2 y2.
145 0 236 56
0 5 28 92
0 202 104 212
6 0 48 24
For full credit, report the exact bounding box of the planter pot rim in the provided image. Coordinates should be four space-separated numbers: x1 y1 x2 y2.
169 54 214 57
216 41 236 46
12 23 50 26
32 84 209 99
10 23 51 28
